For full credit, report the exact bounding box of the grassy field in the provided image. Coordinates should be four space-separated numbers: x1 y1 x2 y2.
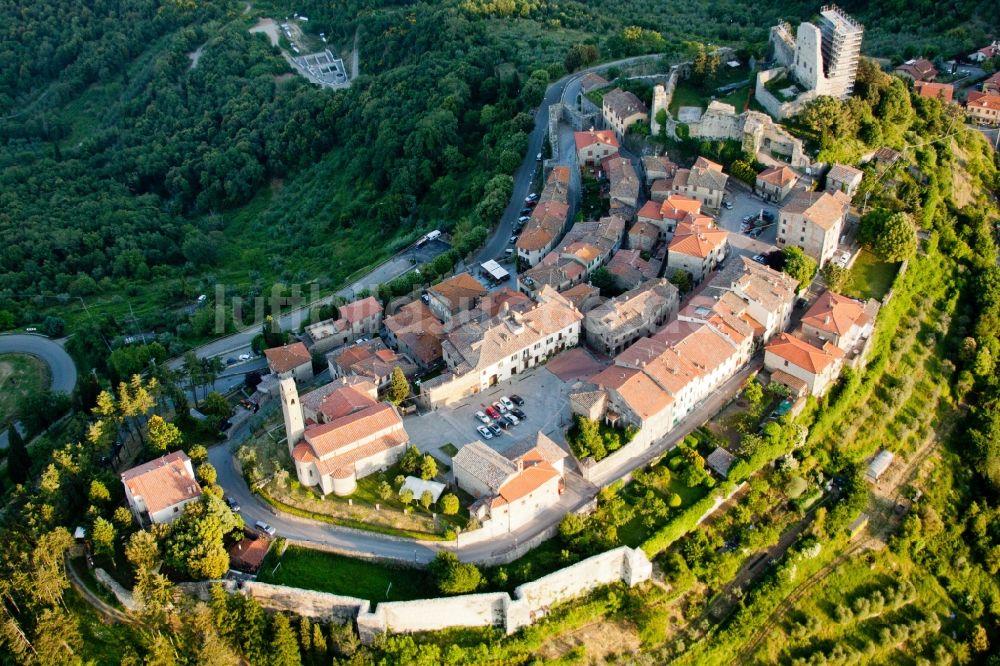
843 250 900 301
0 353 49 430
257 545 437 604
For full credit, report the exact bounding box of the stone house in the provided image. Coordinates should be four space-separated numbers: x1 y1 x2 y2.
574 129 619 166
637 194 702 241
966 91 1000 126
603 156 640 208
584 279 678 356
328 338 418 389
764 332 845 397
121 451 202 525
776 190 850 267
382 300 444 369
798 290 879 364
755 165 798 203
825 164 863 197
666 214 729 285
894 58 937 82
304 296 383 354
641 155 677 186
913 81 954 103
671 157 728 210
602 88 649 140
427 272 488 322
606 248 661 291
628 220 659 253
264 342 314 383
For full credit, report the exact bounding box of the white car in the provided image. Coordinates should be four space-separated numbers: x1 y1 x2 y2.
499 396 514 411
506 412 520 426
475 410 490 425
477 425 494 440
492 400 508 414
238 353 252 361
255 520 276 536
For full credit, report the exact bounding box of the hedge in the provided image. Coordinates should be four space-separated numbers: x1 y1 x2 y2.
641 482 734 557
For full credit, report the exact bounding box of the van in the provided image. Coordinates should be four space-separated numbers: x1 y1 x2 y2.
425 230 442 242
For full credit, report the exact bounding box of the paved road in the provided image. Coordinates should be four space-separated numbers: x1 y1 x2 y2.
0 334 78 448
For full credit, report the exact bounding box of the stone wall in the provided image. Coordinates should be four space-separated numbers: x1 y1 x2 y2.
95 568 139 611
357 592 509 642
549 103 562 161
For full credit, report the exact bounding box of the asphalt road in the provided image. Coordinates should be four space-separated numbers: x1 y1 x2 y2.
0 334 78 448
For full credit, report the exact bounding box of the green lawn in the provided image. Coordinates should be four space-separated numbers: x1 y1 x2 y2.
843 250 900 301
257 545 437 604
0 353 49 430
439 443 459 457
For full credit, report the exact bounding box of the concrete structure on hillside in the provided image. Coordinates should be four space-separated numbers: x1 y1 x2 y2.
684 101 808 167
764 332 845 396
327 338 418 389
826 164 863 197
602 88 648 140
776 190 850 267
426 272 488 322
453 434 567 533
419 287 583 407
757 6 863 118
666 214 729 285
382 300 444 369
303 296 383 354
671 157 728 210
281 376 409 496
122 451 202 525
575 129 619 166
264 342 314 383
584 279 678 356
756 165 798 203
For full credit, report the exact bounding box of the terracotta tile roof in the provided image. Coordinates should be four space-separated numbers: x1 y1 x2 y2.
229 536 271 573
561 283 601 310
827 163 863 184
428 272 487 310
677 157 728 192
574 129 619 153
481 288 533 317
385 300 439 334
660 194 702 220
650 179 674 197
606 249 659 289
305 317 349 343
517 201 570 252
303 401 405 458
265 342 312 374
801 291 869 337
616 337 702 395
983 71 1000 93
629 220 660 242
591 364 674 420
638 200 663 221
503 432 568 466
770 369 809 396
782 191 849 231
603 157 640 203
641 155 677 179
766 332 844 374
895 58 937 81
301 377 376 417
338 296 382 324
331 339 418 383
967 91 1000 112
493 463 559 507
757 165 797 188
653 320 739 375
586 279 677 337
579 72 610 93
913 80 954 102
121 451 201 516
603 88 648 118
668 215 728 259
453 441 518 493
316 386 378 422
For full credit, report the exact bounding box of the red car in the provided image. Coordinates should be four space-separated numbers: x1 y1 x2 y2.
485 406 501 420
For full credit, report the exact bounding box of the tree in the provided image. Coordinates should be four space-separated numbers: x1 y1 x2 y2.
146 414 183 453
270 613 301 666
113 505 134 530
299 616 312 652
668 269 692 294
6 425 30 485
189 444 208 464
125 529 161 574
669 493 683 507
420 490 434 509
590 267 621 297
564 43 599 72
781 246 817 287
312 623 327 655
91 517 116 560
420 454 438 481
858 208 916 261
429 551 482 594
33 608 82 666
400 489 414 505
201 392 233 420
821 262 849 291
386 366 410 405
440 493 459 515
197 462 217 486
41 315 65 337
164 493 243 580
378 481 394 501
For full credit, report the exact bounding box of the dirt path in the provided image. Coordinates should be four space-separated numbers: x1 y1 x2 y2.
249 18 280 47
66 559 135 626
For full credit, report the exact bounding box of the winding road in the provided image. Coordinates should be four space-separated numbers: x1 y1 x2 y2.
0 334 78 448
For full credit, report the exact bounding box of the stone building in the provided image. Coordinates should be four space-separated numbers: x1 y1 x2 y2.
584 279 678 356
264 342 314 383
602 88 648 140
825 164 863 197
327 338 418 389
303 296 383 354
671 157 728 210
666 214 729 284
382 300 444 369
755 165 798 203
776 190 850 267
764 332 844 397
574 129 619 166
426 272 488 322
121 451 202 525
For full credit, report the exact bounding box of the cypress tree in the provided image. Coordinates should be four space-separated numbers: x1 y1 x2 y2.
7 425 30 485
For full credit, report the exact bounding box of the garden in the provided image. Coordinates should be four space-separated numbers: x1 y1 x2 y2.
237 425 471 541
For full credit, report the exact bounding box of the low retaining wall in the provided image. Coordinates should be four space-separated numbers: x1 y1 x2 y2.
95 568 139 611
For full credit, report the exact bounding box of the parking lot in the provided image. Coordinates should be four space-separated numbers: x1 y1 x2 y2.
404 365 576 465
717 186 781 259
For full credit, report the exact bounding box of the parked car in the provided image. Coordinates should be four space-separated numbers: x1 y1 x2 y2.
518 215 530 224
487 423 502 437
749 228 763 238
421 293 431 304
536 152 542 161
477 425 494 440
226 357 237 365
499 396 514 411
475 410 490 425
795 297 809 309
238 353 252 361
255 520 276 536
520 207 532 216
485 406 501 420
511 407 527 420
510 235 517 244
510 394 525 406
505 412 520 426
527 192 539 201
496 416 513 429
492 400 508 414
761 210 776 222
225 496 241 512
752 254 766 264
723 200 734 209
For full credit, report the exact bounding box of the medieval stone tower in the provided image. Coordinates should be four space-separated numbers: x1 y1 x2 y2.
279 376 305 455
